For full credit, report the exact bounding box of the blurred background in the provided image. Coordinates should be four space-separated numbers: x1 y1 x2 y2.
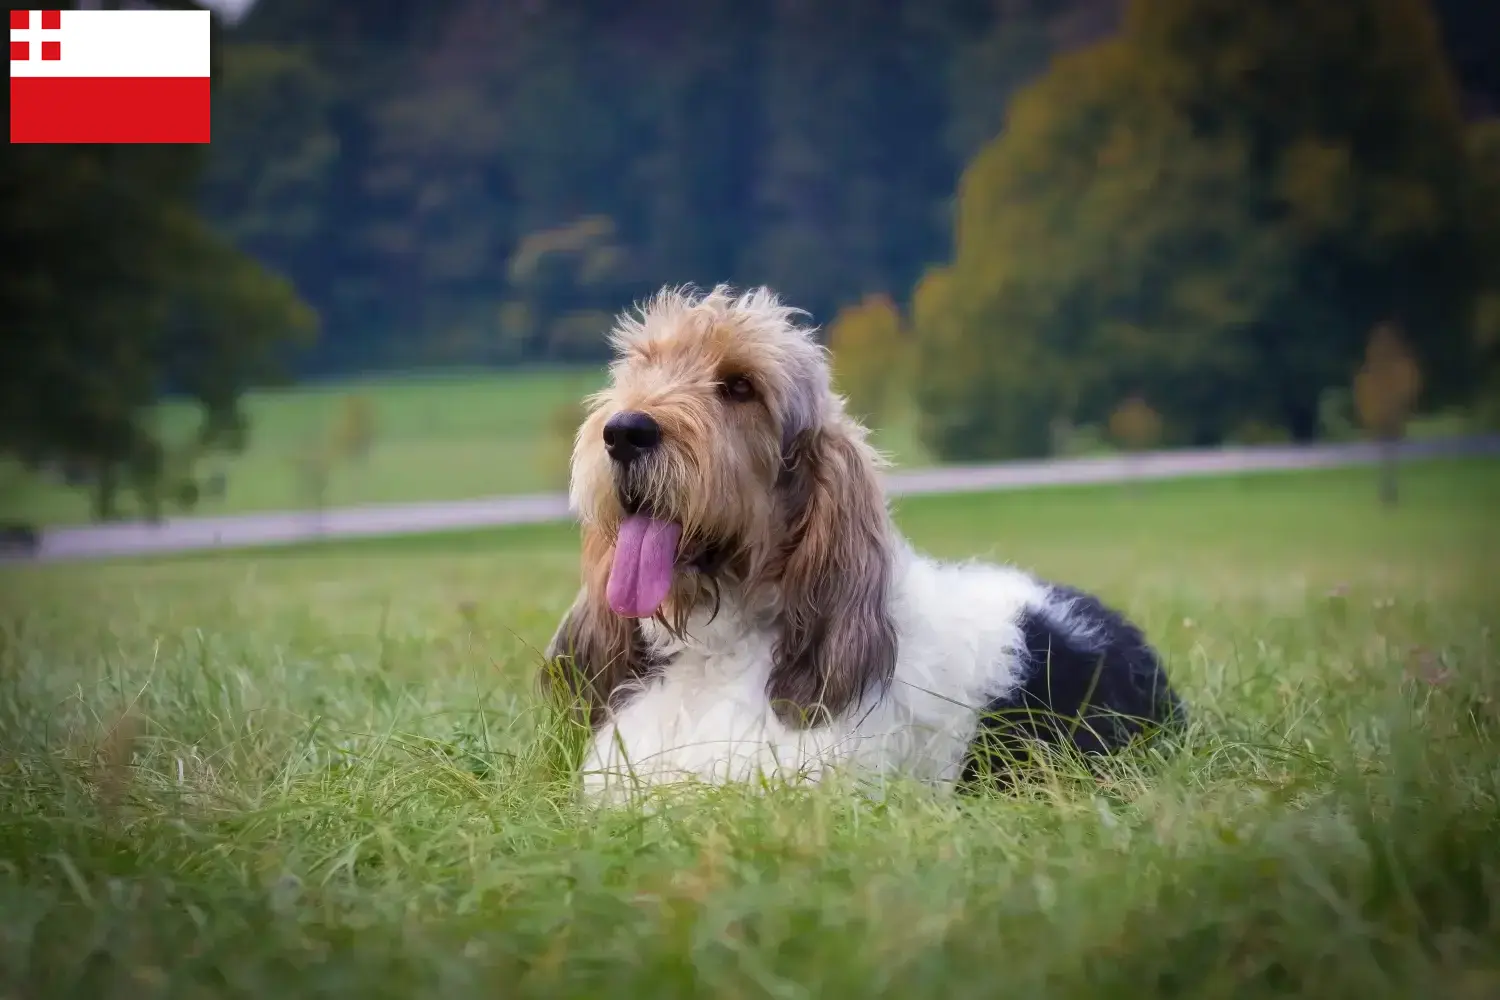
3 0 1498 530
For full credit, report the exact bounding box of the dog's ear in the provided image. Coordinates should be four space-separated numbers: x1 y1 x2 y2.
769 419 897 727
540 528 653 728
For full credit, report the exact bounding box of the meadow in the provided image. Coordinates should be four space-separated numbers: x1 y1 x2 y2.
0 368 936 526
1 459 1498 998
0 364 1478 529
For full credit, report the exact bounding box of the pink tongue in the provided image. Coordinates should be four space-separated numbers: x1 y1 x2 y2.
607 515 683 618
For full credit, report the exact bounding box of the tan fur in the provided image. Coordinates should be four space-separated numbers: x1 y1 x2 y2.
543 285 899 728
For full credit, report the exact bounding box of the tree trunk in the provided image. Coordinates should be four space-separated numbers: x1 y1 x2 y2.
1285 396 1320 443
141 481 164 525
1378 438 1399 508
92 464 118 522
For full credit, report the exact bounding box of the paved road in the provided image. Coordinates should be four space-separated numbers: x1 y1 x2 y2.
6 435 1498 565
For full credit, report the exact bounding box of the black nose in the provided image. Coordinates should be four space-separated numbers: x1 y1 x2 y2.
602 411 661 464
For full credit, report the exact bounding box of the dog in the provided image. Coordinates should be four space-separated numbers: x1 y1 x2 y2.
543 285 1185 802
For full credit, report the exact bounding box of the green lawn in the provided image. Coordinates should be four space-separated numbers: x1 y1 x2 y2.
0 369 935 526
2 461 1498 998
0 369 606 526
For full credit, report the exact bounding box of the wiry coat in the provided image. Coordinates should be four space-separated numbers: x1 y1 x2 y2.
544 286 1184 803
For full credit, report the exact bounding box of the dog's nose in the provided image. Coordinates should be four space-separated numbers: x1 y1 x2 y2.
602 411 661 464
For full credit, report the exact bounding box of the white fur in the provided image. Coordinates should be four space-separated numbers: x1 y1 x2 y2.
582 538 1060 803
562 284 1114 805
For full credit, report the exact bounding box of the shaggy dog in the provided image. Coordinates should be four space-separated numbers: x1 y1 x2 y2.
544 285 1185 802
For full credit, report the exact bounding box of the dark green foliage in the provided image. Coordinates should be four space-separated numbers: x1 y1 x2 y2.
1468 121 1500 426
0 144 314 521
203 0 1108 374
915 0 1497 460
7 0 1497 510
193 0 1497 445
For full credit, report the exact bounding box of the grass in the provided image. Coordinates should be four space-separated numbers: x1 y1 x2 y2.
0 360 1480 528
0 369 936 527
1 459 1498 998
0 369 606 526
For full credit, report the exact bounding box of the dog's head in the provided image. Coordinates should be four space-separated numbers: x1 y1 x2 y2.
550 285 897 727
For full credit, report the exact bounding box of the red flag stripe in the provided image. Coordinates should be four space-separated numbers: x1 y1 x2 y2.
9 77 210 144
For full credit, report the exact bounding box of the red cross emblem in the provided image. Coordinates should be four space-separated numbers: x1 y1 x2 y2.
10 10 64 63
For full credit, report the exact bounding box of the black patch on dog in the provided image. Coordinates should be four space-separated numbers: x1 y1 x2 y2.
960 584 1185 789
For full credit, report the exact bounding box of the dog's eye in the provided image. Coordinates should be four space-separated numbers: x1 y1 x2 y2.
719 375 756 402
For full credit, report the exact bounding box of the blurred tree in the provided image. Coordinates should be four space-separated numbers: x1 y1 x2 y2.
1467 120 1500 429
1107 391 1163 493
941 0 1122 165
0 145 314 521
1475 291 1500 431
915 0 1482 460
292 445 333 523
1354 322 1423 507
507 216 629 361
538 398 589 492
941 0 1052 164
1107 395 1163 453
193 0 1491 400
916 35 1261 458
203 0 1132 375
201 44 339 319
828 293 909 426
616 0 769 297
912 262 1060 460
1227 420 1292 446
216 0 470 374
1431 0 1500 117
1316 386 1361 442
546 311 618 363
330 395 378 465
356 0 544 368
748 0 953 325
